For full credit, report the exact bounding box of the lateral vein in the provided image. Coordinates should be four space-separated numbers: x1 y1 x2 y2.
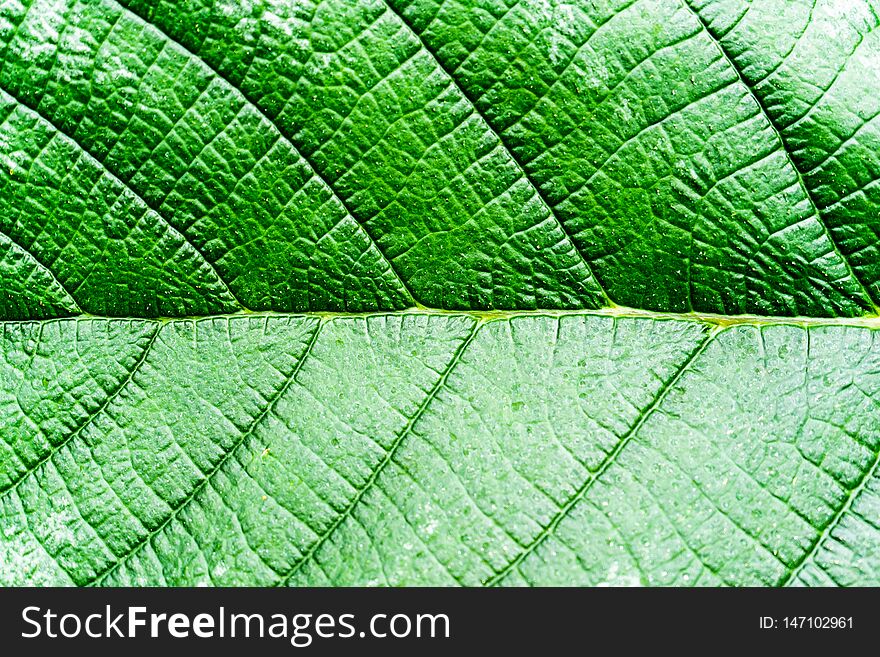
681 0 877 313
85 320 323 586
0 321 160 497
0 83 246 312
781 430 880 585
113 0 417 308
484 325 717 585
275 318 481 586
381 0 613 308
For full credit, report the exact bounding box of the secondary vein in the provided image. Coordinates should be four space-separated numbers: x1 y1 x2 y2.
681 0 878 313
0 83 246 312
381 0 613 308
85 319 322 586
113 0 417 309
0 321 159 499
0 229 82 313
781 429 880 585
276 318 481 586
483 325 718 585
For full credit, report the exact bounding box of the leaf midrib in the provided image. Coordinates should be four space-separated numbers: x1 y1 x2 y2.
8 306 880 328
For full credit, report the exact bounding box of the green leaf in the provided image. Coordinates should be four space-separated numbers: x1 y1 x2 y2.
3 312 880 586
4 0 880 587
1 0 879 316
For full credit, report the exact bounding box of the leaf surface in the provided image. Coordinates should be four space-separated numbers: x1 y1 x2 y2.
1 0 879 315
3 0 880 586
3 312 880 586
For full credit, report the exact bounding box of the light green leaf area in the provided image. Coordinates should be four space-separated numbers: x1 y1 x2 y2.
2 311 880 586
3 0 880 587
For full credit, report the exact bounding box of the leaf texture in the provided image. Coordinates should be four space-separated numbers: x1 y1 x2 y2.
1 312 880 586
0 0 879 316
4 0 880 587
